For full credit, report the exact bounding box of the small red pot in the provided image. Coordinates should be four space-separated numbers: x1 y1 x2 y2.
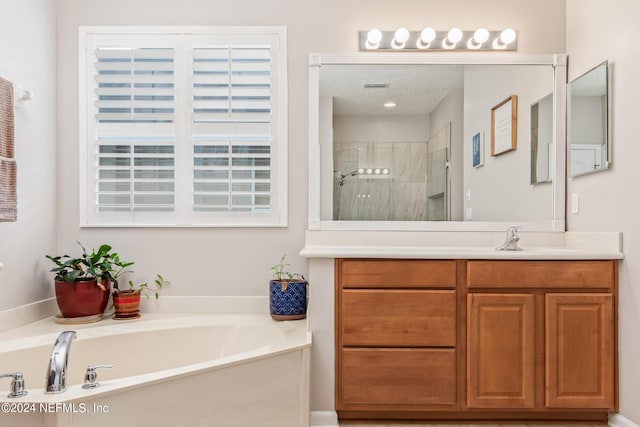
55 279 111 318
113 291 141 317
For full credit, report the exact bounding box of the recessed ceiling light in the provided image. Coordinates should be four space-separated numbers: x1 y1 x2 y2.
384 101 397 108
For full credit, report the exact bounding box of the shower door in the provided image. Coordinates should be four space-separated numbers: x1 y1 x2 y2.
426 124 451 221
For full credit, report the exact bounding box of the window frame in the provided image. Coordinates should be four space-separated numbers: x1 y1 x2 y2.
78 26 288 227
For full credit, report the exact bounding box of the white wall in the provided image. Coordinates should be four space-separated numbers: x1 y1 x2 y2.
566 0 640 423
333 115 429 143
55 0 566 300
0 0 566 414
463 65 553 222
0 0 57 311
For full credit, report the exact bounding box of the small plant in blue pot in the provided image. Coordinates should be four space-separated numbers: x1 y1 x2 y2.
269 254 308 321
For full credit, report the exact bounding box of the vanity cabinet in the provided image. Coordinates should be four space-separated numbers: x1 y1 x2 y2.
336 258 617 422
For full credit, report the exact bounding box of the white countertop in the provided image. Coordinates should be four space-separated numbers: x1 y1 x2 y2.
300 231 624 260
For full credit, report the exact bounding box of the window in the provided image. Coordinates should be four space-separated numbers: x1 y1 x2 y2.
79 27 287 226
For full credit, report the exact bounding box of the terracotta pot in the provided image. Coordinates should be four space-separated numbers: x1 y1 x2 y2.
113 291 141 317
54 278 110 318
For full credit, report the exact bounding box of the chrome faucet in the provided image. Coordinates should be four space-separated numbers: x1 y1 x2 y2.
496 226 522 251
0 372 28 398
45 330 76 394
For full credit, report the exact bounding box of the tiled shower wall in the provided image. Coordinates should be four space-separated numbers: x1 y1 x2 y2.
333 141 428 221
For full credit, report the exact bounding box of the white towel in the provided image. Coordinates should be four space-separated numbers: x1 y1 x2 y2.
0 76 17 222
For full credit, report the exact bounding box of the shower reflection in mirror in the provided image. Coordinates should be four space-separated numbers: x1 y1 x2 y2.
333 124 450 221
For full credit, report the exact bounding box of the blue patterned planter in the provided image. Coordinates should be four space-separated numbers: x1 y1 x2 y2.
269 280 307 320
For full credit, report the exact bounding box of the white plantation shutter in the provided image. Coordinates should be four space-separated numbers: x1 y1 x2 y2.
80 28 287 226
192 43 273 213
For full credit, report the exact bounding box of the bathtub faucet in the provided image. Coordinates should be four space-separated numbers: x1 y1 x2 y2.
45 330 77 394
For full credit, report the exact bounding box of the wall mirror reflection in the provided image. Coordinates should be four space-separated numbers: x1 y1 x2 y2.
309 54 567 231
569 61 609 177
531 93 553 184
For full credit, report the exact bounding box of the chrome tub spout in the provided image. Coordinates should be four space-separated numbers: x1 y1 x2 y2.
45 330 77 393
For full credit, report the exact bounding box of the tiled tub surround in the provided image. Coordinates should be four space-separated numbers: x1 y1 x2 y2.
0 300 311 427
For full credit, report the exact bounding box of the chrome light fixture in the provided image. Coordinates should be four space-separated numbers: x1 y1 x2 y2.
359 27 517 51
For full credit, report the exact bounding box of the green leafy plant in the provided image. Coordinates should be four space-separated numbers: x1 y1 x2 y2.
117 274 170 299
270 254 306 291
271 253 305 281
46 242 134 290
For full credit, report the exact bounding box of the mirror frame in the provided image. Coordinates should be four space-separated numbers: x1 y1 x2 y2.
308 52 567 232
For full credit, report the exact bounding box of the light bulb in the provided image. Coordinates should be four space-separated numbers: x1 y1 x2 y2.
473 28 489 44
500 28 516 44
358 168 364 174
366 168 373 174
447 27 463 44
374 168 381 175
420 27 436 44
394 27 410 44
367 28 383 45
383 101 397 108
382 168 389 175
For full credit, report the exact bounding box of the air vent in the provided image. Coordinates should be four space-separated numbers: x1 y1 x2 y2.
363 83 390 89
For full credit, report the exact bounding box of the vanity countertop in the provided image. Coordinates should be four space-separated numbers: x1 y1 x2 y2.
300 231 623 260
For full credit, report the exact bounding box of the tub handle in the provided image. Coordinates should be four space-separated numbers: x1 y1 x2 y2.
82 364 113 390
0 372 28 398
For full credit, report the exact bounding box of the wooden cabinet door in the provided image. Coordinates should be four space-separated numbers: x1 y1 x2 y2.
467 293 535 408
545 293 615 409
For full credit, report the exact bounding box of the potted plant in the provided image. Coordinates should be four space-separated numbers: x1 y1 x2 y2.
112 274 169 319
46 242 133 319
269 254 308 321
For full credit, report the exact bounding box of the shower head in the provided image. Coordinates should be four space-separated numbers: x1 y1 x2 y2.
336 169 360 186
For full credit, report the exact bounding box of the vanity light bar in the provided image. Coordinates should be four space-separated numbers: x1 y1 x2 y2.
358 168 390 176
359 28 517 51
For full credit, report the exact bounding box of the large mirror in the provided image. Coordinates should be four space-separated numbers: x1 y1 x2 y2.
308 53 567 231
569 61 609 177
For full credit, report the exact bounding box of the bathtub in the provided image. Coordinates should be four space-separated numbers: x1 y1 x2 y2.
0 313 311 427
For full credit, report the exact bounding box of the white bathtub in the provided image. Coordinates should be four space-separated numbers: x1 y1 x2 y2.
0 313 311 427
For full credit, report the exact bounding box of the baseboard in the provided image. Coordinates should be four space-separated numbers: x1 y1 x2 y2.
610 414 640 427
310 411 339 427
310 412 634 427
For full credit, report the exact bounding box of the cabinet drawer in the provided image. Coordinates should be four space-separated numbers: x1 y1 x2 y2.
340 259 457 289
467 260 615 289
340 348 457 406
341 290 456 347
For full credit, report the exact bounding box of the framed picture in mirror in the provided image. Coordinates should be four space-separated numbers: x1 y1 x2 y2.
491 95 517 156
473 132 484 168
